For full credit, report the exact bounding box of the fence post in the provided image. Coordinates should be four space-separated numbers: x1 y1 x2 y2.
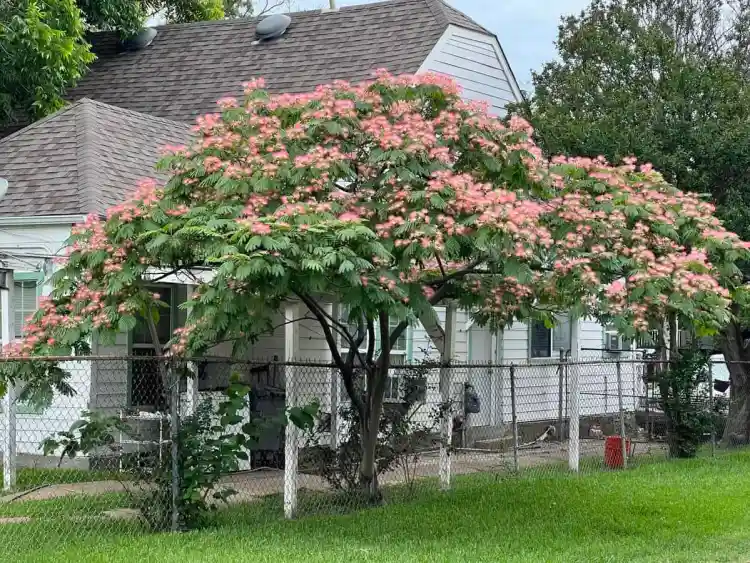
557 349 565 440
283 303 300 518
510 364 518 473
2 385 16 493
329 367 339 450
169 358 181 532
568 361 580 472
329 303 339 451
439 304 456 490
184 285 199 416
1 283 16 492
708 360 716 457
616 360 627 470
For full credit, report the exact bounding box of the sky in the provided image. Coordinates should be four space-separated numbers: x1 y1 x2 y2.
300 0 594 89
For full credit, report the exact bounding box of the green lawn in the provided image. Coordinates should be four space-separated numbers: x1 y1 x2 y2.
3 452 750 563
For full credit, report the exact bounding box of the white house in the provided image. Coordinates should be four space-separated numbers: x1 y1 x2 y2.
0 0 626 462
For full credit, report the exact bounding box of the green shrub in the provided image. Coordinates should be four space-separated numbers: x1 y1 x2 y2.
657 350 715 458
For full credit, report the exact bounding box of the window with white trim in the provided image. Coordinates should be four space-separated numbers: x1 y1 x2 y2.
0 274 44 414
338 307 408 358
530 315 571 358
337 306 411 401
0 274 42 340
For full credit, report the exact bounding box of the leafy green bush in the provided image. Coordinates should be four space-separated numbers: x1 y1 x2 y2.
41 375 318 531
301 361 438 497
657 350 715 458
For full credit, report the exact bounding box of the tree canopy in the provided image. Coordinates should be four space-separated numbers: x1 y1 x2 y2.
512 0 750 442
0 0 95 126
1 73 748 489
512 0 750 240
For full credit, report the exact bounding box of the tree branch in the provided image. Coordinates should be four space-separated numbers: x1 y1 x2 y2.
378 311 390 371
425 259 483 287
294 292 365 414
294 292 344 369
435 252 447 279
345 312 367 369
366 318 376 366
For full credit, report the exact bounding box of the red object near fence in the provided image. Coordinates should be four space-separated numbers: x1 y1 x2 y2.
604 435 631 468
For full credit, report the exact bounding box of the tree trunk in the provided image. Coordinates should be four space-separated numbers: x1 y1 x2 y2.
358 405 382 501
358 359 388 502
719 321 750 446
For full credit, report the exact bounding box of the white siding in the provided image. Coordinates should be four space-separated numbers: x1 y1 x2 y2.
419 26 522 116
453 309 469 363
580 318 605 360
0 222 95 455
502 322 529 362
13 360 90 456
92 332 129 413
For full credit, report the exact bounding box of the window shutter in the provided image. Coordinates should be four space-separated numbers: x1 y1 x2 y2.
552 314 571 352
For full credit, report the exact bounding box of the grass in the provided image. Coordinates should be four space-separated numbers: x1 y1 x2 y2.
2 451 750 562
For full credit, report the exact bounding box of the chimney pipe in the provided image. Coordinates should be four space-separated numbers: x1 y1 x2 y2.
329 0 336 8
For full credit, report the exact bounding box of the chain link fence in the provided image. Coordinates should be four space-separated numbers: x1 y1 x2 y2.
0 355 734 544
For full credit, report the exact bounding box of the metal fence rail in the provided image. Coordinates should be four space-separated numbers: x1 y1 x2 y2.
0 356 733 543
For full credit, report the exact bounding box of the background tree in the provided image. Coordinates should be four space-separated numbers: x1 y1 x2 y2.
1 74 746 498
222 0 296 19
2 0 262 128
512 0 750 444
0 0 95 127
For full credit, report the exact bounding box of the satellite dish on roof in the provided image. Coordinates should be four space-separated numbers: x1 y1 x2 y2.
0 178 7 202
255 14 291 41
119 27 158 52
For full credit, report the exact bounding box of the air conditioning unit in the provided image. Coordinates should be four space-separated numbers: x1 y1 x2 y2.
605 330 630 353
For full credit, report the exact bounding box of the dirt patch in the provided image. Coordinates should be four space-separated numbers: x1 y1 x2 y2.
102 508 142 521
0 516 32 524
0 480 128 503
0 440 669 506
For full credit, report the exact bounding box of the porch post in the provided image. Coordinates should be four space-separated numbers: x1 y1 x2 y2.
283 302 300 519
184 284 200 416
439 303 456 490
2 275 16 491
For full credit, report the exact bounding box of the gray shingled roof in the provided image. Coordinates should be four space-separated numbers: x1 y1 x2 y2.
0 99 190 217
0 0 496 219
68 0 491 123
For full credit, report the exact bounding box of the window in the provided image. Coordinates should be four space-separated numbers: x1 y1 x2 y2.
338 307 409 359
384 362 427 403
130 287 173 408
384 375 401 401
530 315 571 358
0 274 42 340
339 305 369 353
390 316 407 353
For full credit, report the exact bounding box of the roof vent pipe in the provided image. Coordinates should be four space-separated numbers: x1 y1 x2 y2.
119 27 158 52
322 0 338 11
254 13 292 41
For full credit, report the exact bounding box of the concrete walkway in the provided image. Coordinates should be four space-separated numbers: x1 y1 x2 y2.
0 440 667 506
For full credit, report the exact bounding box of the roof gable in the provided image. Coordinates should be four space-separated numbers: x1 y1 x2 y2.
0 100 190 217
67 0 486 123
426 0 491 35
